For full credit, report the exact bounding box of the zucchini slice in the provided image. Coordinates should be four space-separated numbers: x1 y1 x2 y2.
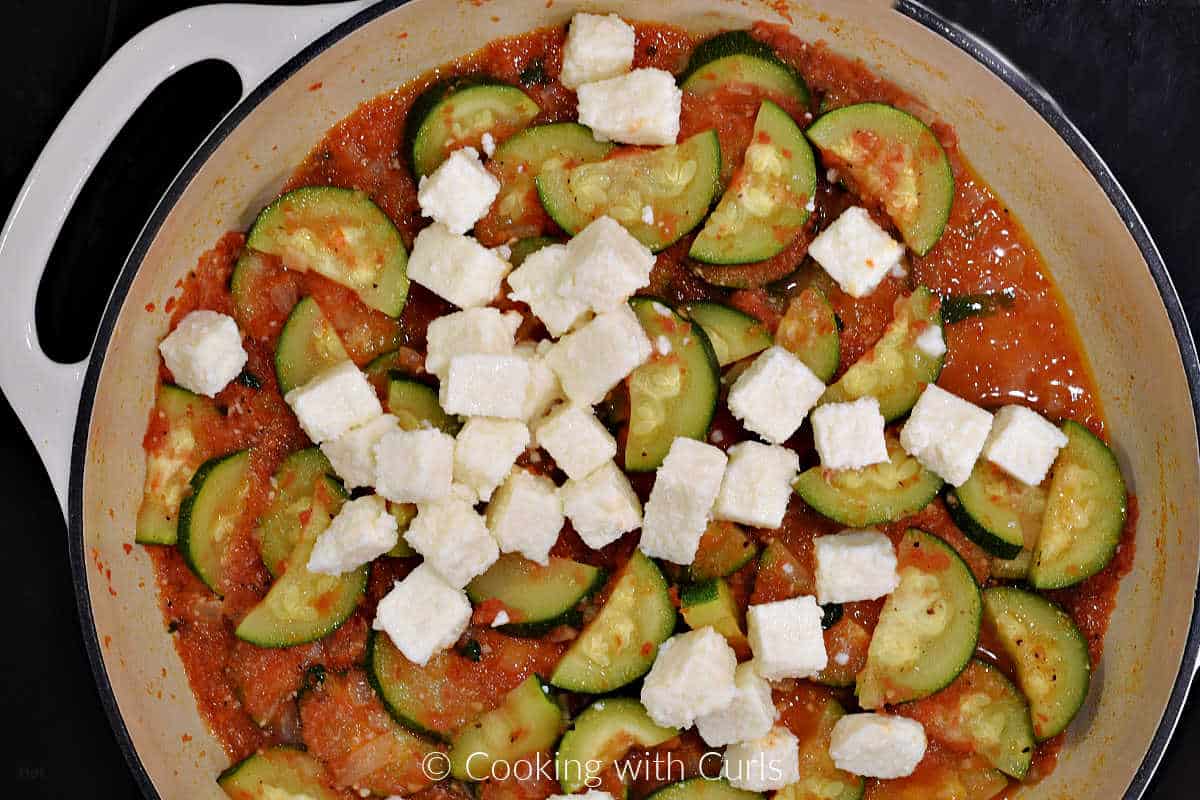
274 297 351 394
257 448 348 578
1028 421 1126 589
466 554 606 637
247 186 409 317
625 298 720 471
556 698 678 794
946 460 1046 560
793 432 942 527
820 286 944 420
776 286 840 383
982 586 1090 741
407 79 540 177
536 130 722 252
816 615 872 689
218 746 340 799
866 755 1008 800
690 101 817 264
550 551 676 693
136 385 222 545
689 519 759 581
856 529 981 709
229 248 277 330
449 675 563 781
680 578 749 655
775 685 864 800
387 373 460 434
680 31 810 107
683 302 773 367
648 778 763 800
177 450 252 593
806 102 954 255
989 549 1032 581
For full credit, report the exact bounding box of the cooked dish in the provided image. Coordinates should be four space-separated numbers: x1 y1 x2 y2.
136 14 1135 800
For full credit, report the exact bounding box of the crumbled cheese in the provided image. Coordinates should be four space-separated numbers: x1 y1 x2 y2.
914 323 946 358
507 244 591 337
487 469 564 565
983 405 1068 486
491 610 510 627
813 529 900 604
453 417 530 501
407 223 511 308
696 661 778 747
722 725 801 791
373 427 455 503
417 147 501 235
899 384 993 486
513 341 564 423
307 495 398 575
559 461 642 549
158 310 247 397
641 205 655 225
321 414 401 490
481 132 496 158
559 12 635 89
373 564 471 665
640 437 728 565
640 628 738 728
726 347 825 444
810 397 889 471
424 307 521 380
712 441 800 529
534 404 617 481
559 216 655 313
747 596 827 679
545 305 653 405
576 69 682 146
808 207 905 298
440 354 530 419
828 714 927 779
404 490 499 588
285 360 383 443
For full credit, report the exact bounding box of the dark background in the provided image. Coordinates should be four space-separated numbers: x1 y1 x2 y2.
1 0 1197 796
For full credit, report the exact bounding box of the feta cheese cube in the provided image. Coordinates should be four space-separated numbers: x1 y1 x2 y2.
914 323 947 359
560 461 642 549
373 427 455 503
417 147 501 235
899 384 993 486
425 307 521 380
373 563 471 665
983 405 1068 486
545 305 653 405
747 596 827 679
507 244 591 337
808 207 905 298
713 441 799 529
560 216 655 313
814 529 899 604
441 354 530 419
828 713 927 779
321 414 401 490
640 438 728 565
158 310 248 397
696 661 778 747
576 69 682 146
405 491 499 588
810 397 889 471
453 417 530 501
534 404 617 480
307 495 398 575
640 628 738 728
514 341 564 422
285 360 383 443
408 223 511 308
722 725 801 791
727 347 825 444
487 469 564 564
559 12 635 89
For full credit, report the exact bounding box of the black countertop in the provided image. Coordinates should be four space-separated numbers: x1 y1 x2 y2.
1 1 1196 796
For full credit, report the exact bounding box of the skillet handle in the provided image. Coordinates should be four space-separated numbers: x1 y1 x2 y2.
0 1 374 518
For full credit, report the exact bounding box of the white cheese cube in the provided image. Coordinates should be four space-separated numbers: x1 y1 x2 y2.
914 323 947 358
321 414 401 490
808 207 905 298
545 305 653 405
404 491 499 588
722 725 801 792
696 661 778 747
307 495 398 575
441 354 530 419
560 216 655 313
829 713 927 779
559 12 635 89
576 69 682 146
487 469 564 565
514 341 564 423
373 563 471 665
285 360 383 443
407 223 511 308
417 147 501 235
814 529 899 604
373 427 455 503
899 384 993 486
747 596 827 680
158 310 248 397
810 397 889 471
534 404 617 480
507 244 591 337
727 346 825 444
983 405 1068 486
713 441 799 529
559 461 642 549
640 437 728 565
640 627 738 728
425 307 521 380
453 417 530 501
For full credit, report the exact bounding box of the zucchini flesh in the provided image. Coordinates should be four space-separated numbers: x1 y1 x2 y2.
679 578 749 655
647 778 763 800
136 384 221 545
680 31 810 107
536 130 721 252
387 373 461 434
689 519 758 581
466 554 606 637
775 684 864 800
407 80 540 177
946 460 1046 560
820 286 944 420
387 501 418 558
449 675 563 780
274 297 350 394
555 698 678 794
793 433 942 527
690 101 816 264
683 302 773 368
229 248 276 330
550 551 676 693
1029 421 1126 589
776 286 840 383
865 753 1008 800
982 586 1090 741
247 186 409 317
217 746 340 799
625 298 720 471
806 102 954 255
177 450 252 593
989 549 1032 581
856 529 981 709
258 448 347 578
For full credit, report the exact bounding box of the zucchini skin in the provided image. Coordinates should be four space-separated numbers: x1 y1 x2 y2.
944 487 1024 560
556 697 678 794
177 449 251 594
679 30 810 107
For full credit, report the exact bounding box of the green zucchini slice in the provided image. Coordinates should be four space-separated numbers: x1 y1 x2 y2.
776 286 840 382
990 549 1033 581
177 450 252 593
680 578 749 654
407 79 540 177
257 447 348 578
466 554 606 637
274 297 351 394
218 746 340 799
387 373 460 434
229 248 276 329
946 460 1046 560
690 519 759 581
449 675 563 781
680 31 810 107
556 698 679 794
776 686 864 800
509 236 559 267
648 778 763 800
683 302 773 367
